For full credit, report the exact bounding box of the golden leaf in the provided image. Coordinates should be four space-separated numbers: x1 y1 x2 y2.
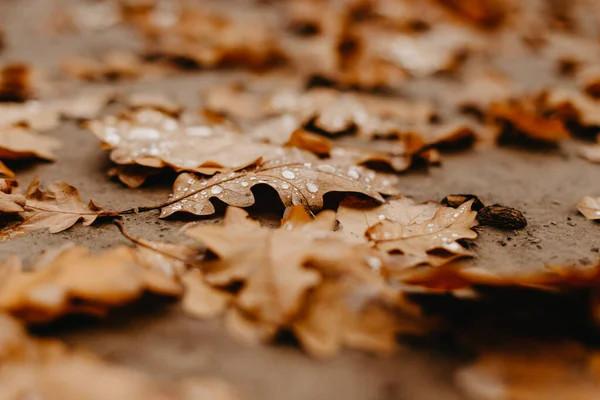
0 245 182 323
87 107 290 174
0 126 61 161
336 196 442 243
366 200 478 269
161 159 398 217
185 207 326 325
1 178 117 239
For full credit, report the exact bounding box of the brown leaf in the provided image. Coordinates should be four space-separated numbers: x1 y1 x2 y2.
0 181 25 213
456 345 600 400
293 279 426 358
577 196 600 220
184 205 431 356
292 243 430 358
108 164 162 188
185 207 326 324
0 313 238 399
399 261 600 293
160 159 398 217
62 50 145 82
336 196 442 243
491 100 570 143
87 107 286 174
0 126 61 161
544 88 600 127
125 91 182 116
181 270 231 320
366 200 478 269
135 8 284 69
1 178 117 239
0 245 182 323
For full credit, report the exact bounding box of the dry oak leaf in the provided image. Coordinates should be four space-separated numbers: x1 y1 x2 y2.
160 159 398 218
184 206 329 325
456 344 600 400
0 179 24 213
578 196 600 220
544 88 600 127
490 100 570 143
87 107 284 174
336 196 442 243
398 261 600 293
115 222 230 320
0 245 182 323
0 126 61 161
2 178 117 239
136 8 283 69
0 313 239 400
366 200 478 269
286 130 424 173
293 278 428 359
292 240 431 358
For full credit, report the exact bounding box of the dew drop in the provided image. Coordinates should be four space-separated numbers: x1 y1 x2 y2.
282 169 296 179
317 164 335 173
211 185 223 195
347 168 360 180
306 182 319 193
280 182 290 189
241 181 249 187
366 256 382 272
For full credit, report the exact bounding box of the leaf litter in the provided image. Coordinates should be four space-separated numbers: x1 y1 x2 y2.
5 0 600 398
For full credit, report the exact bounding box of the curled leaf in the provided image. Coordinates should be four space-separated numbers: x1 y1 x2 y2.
160 159 398 217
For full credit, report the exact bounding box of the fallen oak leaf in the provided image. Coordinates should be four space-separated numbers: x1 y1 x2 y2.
491 100 570 143
87 107 287 175
159 159 398 218
1 178 117 239
293 278 427 358
184 206 326 325
336 196 442 243
578 196 600 220
114 220 229 319
366 200 478 269
0 125 61 161
0 245 182 323
185 205 432 356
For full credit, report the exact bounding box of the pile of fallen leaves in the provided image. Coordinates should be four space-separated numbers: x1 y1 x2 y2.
3 0 600 398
